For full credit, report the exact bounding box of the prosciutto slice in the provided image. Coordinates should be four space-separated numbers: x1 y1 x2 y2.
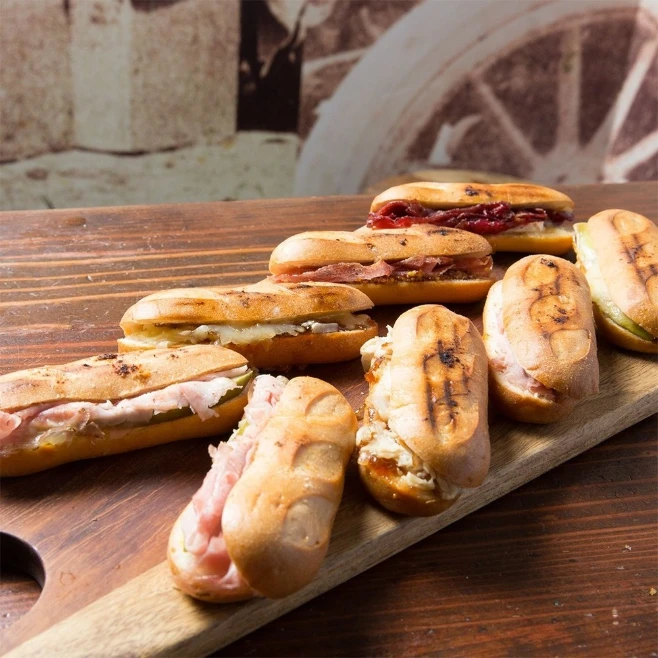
271 255 491 284
180 375 287 585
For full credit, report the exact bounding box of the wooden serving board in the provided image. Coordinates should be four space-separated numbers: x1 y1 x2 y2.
1 183 657 657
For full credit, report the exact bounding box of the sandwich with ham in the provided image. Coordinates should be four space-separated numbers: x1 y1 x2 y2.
573 209 658 353
268 224 494 305
482 255 599 423
368 182 575 255
168 374 356 601
356 305 490 516
118 280 378 369
0 346 253 476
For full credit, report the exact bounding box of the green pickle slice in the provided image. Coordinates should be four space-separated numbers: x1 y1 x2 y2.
148 370 253 426
573 224 655 342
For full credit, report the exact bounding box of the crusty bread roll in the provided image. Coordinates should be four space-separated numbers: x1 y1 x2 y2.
357 305 490 516
168 375 356 601
482 256 599 424
573 210 658 353
370 182 574 212
268 225 494 306
368 182 575 255
118 280 378 368
0 346 253 476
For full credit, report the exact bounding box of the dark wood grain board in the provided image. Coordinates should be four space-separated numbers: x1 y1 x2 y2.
1 183 656 656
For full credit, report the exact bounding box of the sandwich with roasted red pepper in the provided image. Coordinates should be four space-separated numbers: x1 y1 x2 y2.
368 182 575 255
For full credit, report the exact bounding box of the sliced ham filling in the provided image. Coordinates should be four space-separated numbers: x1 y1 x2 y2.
179 374 287 591
0 366 249 455
485 283 556 401
368 200 574 234
271 255 492 284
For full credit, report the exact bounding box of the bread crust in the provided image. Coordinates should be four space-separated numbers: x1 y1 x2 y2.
592 304 658 354
120 280 374 332
351 279 493 306
358 305 490 516
0 345 248 412
586 209 658 337
370 182 574 212
222 377 356 598
0 391 249 477
118 320 379 369
269 225 491 273
481 286 578 424
502 255 599 398
486 227 573 255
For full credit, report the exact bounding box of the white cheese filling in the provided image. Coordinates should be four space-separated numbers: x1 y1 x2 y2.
124 312 370 348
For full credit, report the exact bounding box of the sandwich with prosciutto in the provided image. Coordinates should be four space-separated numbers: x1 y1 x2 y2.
368 182 575 255
482 255 599 424
118 280 378 369
573 209 658 353
356 305 490 516
168 374 356 602
0 346 253 476
269 224 494 305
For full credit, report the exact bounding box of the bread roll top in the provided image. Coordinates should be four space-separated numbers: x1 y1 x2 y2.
0 345 248 412
269 225 491 273
120 280 374 331
386 305 490 488
370 182 574 212
221 377 356 598
587 209 658 337
502 255 599 397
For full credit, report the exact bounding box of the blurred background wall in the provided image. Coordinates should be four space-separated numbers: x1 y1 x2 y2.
0 0 656 210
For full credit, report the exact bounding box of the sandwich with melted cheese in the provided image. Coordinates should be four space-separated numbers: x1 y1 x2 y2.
0 346 253 476
368 182 575 254
118 280 378 369
168 374 356 601
356 305 490 516
573 209 658 353
269 224 494 305
482 255 599 423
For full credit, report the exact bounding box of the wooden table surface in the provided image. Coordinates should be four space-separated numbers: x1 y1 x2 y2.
1 182 656 657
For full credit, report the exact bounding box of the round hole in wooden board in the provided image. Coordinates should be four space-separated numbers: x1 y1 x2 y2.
0 533 45 631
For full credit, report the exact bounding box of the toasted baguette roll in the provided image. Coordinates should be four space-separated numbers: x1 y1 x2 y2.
356 305 490 516
0 346 253 476
368 182 575 255
482 256 599 424
269 225 494 305
168 375 356 602
119 280 378 368
573 210 658 353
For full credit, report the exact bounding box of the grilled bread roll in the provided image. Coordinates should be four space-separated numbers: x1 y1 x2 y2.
482 255 599 424
0 346 253 476
119 280 378 368
269 224 494 305
168 375 356 602
356 305 490 516
573 209 658 353
368 182 575 255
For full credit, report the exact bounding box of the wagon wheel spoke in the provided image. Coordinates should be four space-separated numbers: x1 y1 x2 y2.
556 26 582 146
604 129 658 180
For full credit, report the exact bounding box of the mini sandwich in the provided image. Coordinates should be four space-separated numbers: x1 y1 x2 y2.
368 182 575 254
168 375 356 602
118 280 378 369
356 305 490 516
573 209 658 354
482 255 599 424
269 224 494 305
0 346 254 476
